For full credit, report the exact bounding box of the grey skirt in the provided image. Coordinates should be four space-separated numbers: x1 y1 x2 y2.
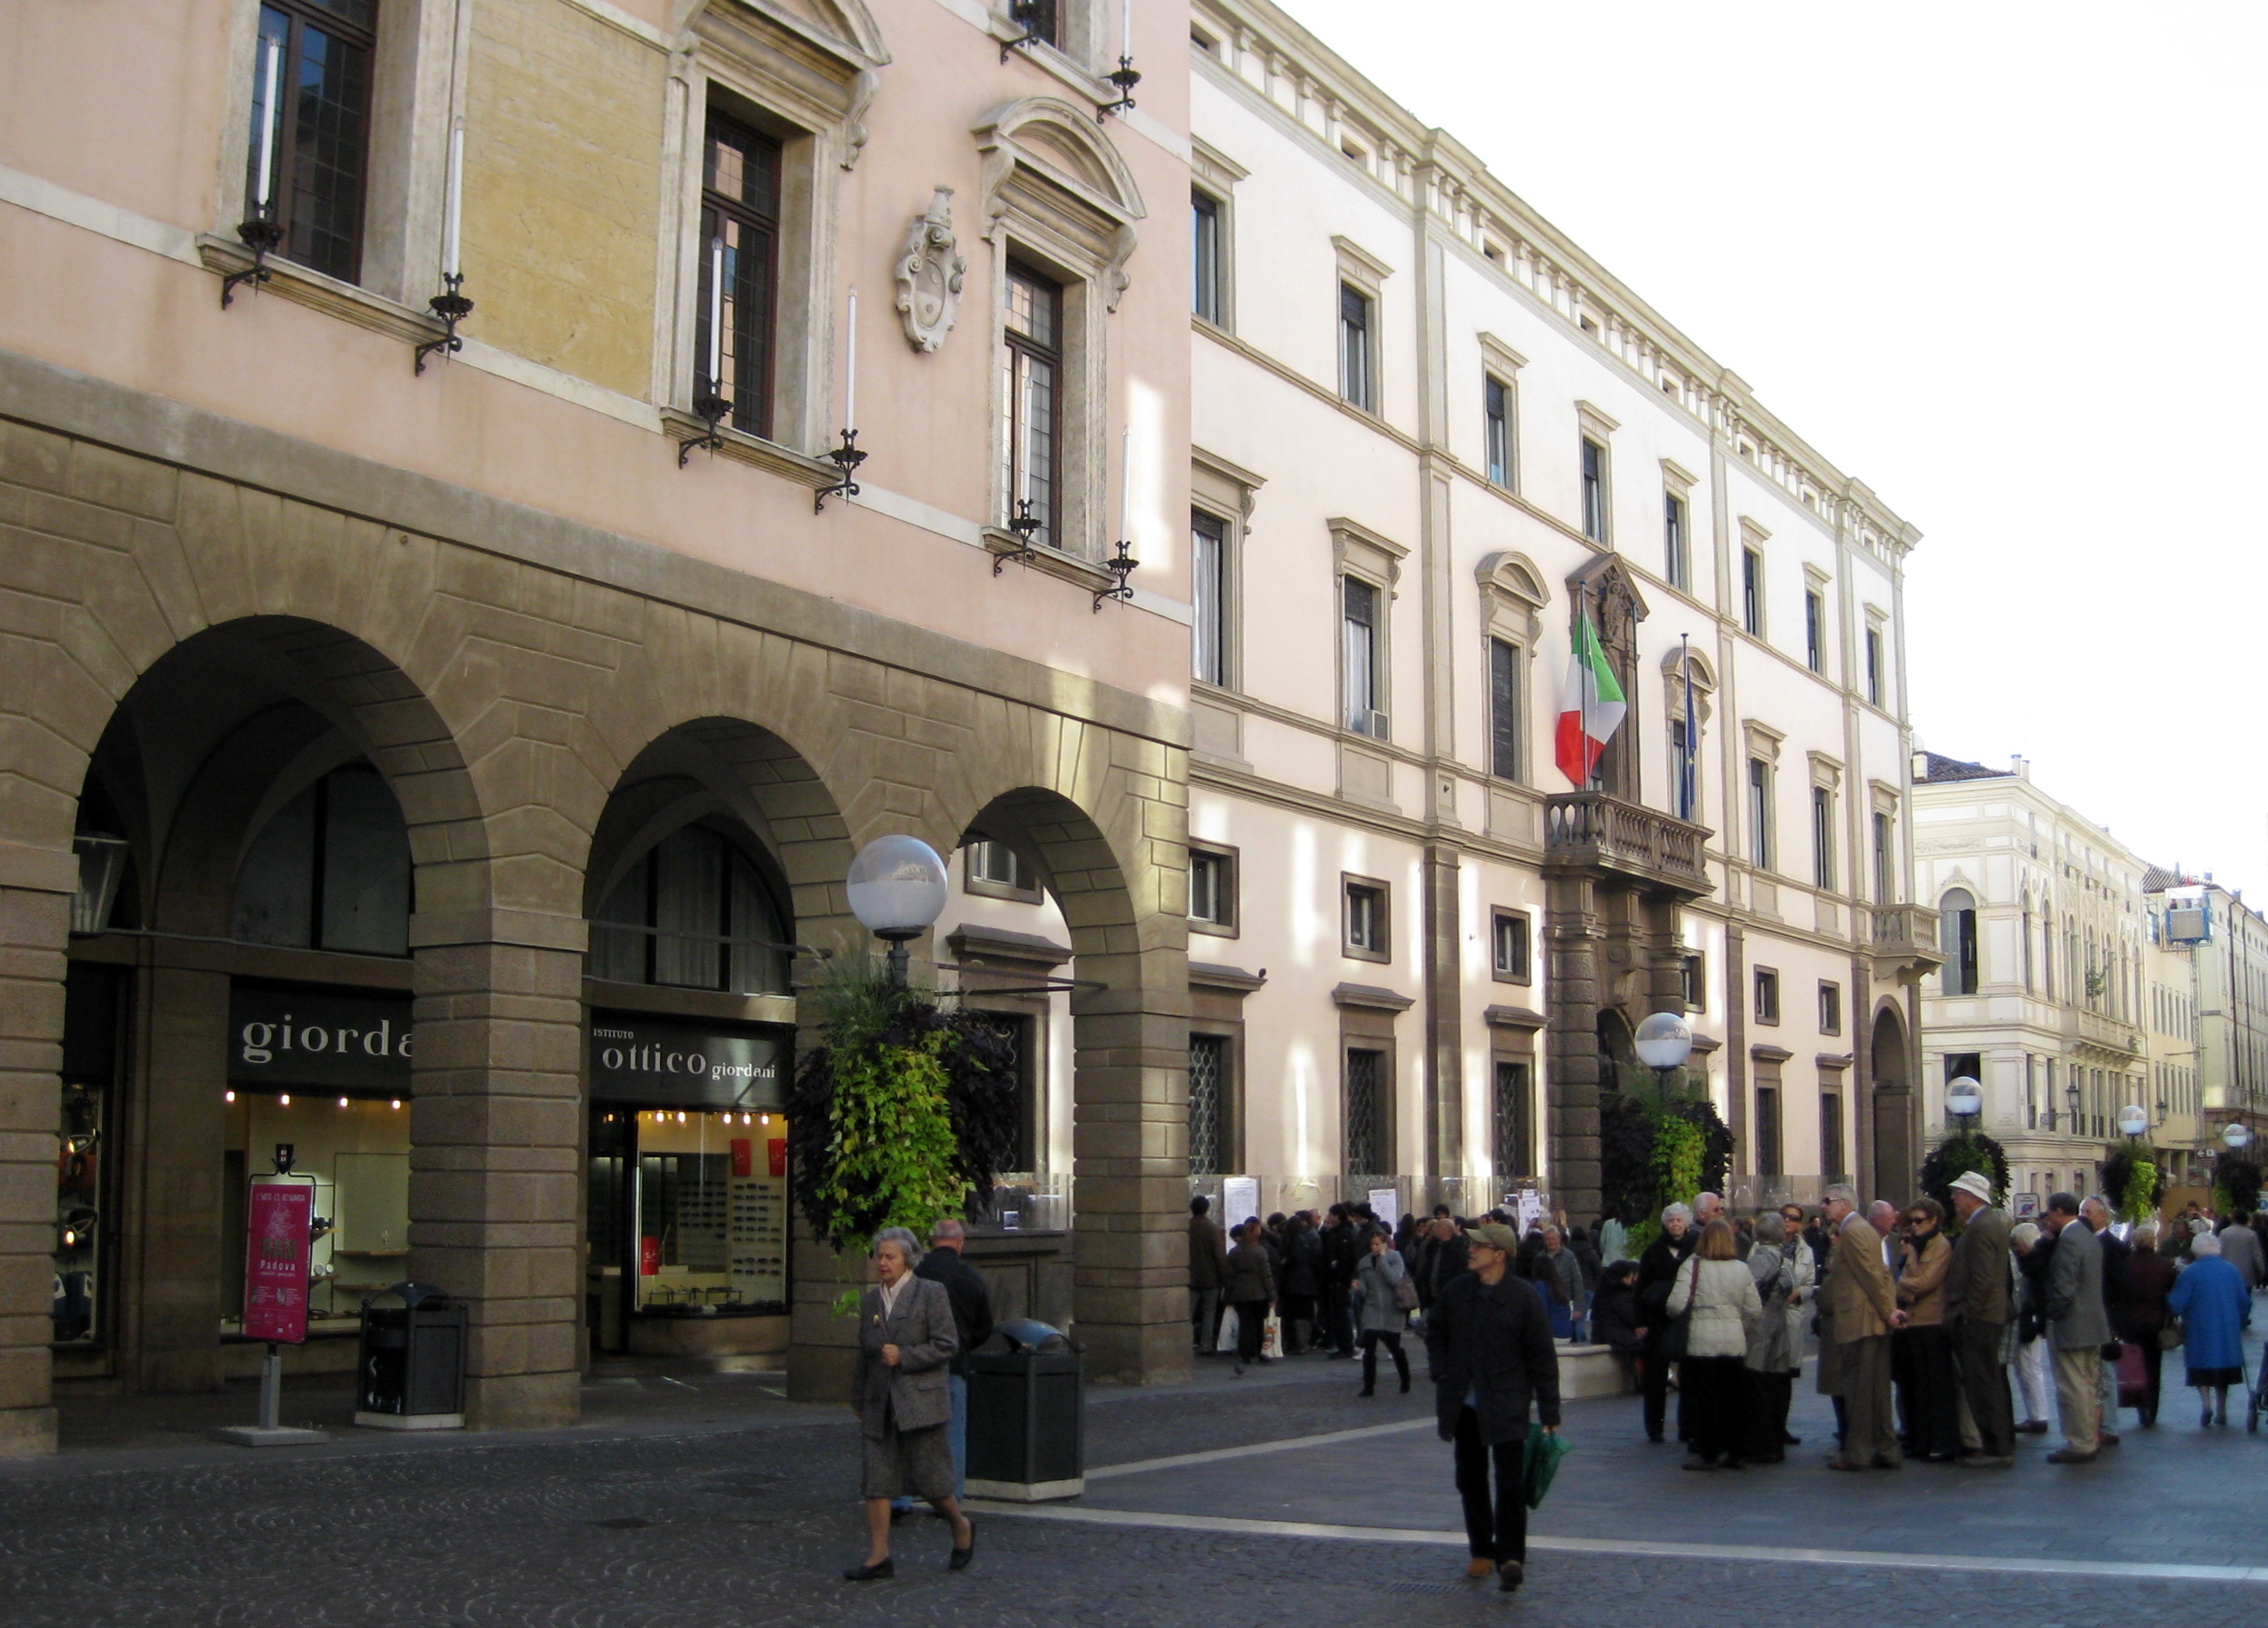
861 1411 955 1502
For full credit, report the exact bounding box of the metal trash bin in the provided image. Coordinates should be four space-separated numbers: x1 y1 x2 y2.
355 1283 467 1431
964 1317 1084 1501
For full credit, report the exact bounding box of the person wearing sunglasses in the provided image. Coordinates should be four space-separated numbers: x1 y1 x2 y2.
1894 1196 1961 1462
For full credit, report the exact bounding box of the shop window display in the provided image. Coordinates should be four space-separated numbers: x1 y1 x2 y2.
52 1082 103 1343
222 1092 410 1330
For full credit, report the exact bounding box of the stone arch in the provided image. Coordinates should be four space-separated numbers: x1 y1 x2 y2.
1869 1002 1913 1202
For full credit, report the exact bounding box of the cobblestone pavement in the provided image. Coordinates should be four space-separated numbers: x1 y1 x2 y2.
6 1344 2261 1628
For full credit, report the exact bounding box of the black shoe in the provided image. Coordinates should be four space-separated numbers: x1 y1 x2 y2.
1782 1432 1802 1445
1497 1560 1525 1593
948 1521 976 1572
1233 1360 1244 1376
1358 1385 1374 1397
843 1559 894 1583
1399 1374 1411 1394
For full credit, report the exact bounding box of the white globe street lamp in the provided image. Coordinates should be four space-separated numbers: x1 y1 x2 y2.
845 835 949 985
2117 1104 2149 1140
2224 1122 2253 1154
1634 1012 1694 1094
1944 1076 1983 1132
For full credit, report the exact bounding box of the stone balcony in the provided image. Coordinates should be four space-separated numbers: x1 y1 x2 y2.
1542 792 1710 899
2072 1006 2143 1056
1869 903 1943 979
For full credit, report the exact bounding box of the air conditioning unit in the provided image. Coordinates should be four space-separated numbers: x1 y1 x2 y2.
2167 907 2210 943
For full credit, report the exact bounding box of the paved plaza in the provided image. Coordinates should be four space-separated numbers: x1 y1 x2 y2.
7 1343 2263 1628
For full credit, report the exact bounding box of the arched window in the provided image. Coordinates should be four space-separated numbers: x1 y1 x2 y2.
1939 887 1979 994
235 764 412 954
589 824 787 994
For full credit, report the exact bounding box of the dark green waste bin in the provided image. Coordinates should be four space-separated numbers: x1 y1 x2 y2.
965 1318 1084 1500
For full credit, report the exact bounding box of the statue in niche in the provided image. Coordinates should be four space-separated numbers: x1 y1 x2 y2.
894 187 965 354
1566 554 1647 799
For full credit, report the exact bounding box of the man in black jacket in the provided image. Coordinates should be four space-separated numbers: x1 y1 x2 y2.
894 1219 994 1509
1424 1222 1560 1594
1318 1205 1357 1358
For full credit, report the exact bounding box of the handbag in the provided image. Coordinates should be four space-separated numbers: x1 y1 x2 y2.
2159 1319 2184 1351
1392 1268 1421 1312
1662 1258 1700 1361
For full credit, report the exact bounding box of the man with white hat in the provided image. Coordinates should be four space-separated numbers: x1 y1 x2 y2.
1942 1170 2014 1467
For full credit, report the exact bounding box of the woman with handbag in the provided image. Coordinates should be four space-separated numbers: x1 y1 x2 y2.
1634 1202 1699 1443
1666 1218 1763 1470
1223 1217 1277 1376
2121 1222 2178 1428
1354 1225 1416 1395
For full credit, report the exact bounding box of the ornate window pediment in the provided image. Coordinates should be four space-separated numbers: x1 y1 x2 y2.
974 96 1145 310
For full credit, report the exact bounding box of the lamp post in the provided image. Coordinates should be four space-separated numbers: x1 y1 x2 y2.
2225 1122 2253 1154
2064 1084 2082 1137
1945 1076 1983 1139
1634 1011 1694 1094
844 835 948 986
2118 1104 2149 1142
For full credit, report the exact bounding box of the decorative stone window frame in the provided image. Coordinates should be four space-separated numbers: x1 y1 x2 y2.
974 95 1146 564
210 0 461 311
1660 457 1699 594
1738 516 1771 637
1189 961 1264 1175
1743 719 1783 875
1191 137 1246 334
1478 333 1527 492
664 2 892 456
1476 551 1546 784
1660 644 1716 801
1188 841 1239 939
1575 401 1619 545
1333 518 1405 743
1341 872 1393 965
1753 964 1782 1026
1819 979 1843 1036
1191 446 1263 695
1334 235 1393 414
1489 906 1533 986
1863 604 1891 708
1333 984 1410 1177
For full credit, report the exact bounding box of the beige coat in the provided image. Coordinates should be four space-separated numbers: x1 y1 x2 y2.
1666 1255 1762 1359
1897 1233 1952 1327
1825 1214 1898 1343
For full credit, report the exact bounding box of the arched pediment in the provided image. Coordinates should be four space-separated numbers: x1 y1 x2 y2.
1658 644 1719 691
974 97 1147 226
679 0 890 67
1474 550 1549 611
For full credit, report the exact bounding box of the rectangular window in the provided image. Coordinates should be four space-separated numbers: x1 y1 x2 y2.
1344 1048 1386 1174
1682 950 1706 1012
1192 510 1229 686
966 1011 1037 1171
246 0 378 283
1192 189 1224 325
1344 576 1383 735
1493 1060 1532 1181
1581 437 1608 542
1488 637 1521 781
1865 627 1884 706
1338 282 1374 411
1873 811 1893 904
1344 878 1389 961
1484 375 1512 486
1491 910 1531 983
695 113 783 437
1748 758 1773 871
1188 1034 1230 1175
964 838 1035 898
1819 980 1843 1034
1002 262 1064 546
1820 1089 1845 1181
1753 966 1781 1025
1805 589 1825 673
1189 846 1235 931
1754 1084 1783 1177
1664 492 1688 591
1812 785 1834 890
1014 0 1060 45
1742 547 1764 635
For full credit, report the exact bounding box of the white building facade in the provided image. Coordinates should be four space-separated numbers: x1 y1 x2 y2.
1912 753 2151 1204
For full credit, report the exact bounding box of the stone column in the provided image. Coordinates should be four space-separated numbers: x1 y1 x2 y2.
0 844 73 1456
409 921 584 1430
1422 844 1464 1195
1545 873 1605 1223
1067 968 1191 1386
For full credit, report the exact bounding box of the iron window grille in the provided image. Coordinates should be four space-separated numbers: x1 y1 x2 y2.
1344 1048 1385 1174
1188 1034 1229 1175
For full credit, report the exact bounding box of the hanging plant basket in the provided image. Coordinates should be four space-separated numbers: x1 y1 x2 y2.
784 956 1022 1254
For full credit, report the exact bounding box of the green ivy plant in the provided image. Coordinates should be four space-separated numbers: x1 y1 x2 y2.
784 955 1022 1258
1598 1064 1733 1255
1917 1131 2009 1218
2213 1155 2263 1220
2103 1144 2168 1223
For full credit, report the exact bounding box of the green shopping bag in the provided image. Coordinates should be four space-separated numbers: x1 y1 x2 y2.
1522 1424 1569 1509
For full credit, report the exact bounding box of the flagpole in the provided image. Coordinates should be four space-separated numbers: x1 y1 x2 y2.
1584 599 1598 793
1680 632 1693 820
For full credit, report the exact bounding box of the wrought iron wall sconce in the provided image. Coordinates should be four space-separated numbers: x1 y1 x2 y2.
999 0 1052 60
814 427 867 512
1093 534 1137 612
414 272 476 374
1097 57 1142 121
993 500 1043 574
676 385 731 467
221 213 285 309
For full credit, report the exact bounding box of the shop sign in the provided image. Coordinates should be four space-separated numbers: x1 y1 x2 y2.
229 984 413 1092
244 1178 314 1343
588 1011 787 1108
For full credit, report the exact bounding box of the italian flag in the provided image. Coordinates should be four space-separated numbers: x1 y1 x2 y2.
1554 610 1625 786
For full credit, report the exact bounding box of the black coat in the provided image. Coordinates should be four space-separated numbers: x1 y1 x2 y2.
1634 1228 1698 1351
1426 1232 1472 1302
1319 1222 1359 1290
2016 1233 2053 1343
1589 1282 1645 1355
1281 1227 1321 1299
914 1245 995 1379
1425 1270 1562 1446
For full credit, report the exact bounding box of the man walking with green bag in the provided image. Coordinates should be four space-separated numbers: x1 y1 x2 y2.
1424 1221 1562 1593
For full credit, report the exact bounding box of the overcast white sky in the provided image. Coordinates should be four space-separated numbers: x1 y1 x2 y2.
1277 0 2268 891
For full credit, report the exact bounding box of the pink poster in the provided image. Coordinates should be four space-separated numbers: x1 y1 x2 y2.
243 1179 313 1343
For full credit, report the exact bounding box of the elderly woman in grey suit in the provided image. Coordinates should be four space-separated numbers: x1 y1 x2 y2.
844 1227 975 1582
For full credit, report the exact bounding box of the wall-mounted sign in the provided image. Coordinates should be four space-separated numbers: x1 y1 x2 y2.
588 1011 789 1109
228 984 413 1092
